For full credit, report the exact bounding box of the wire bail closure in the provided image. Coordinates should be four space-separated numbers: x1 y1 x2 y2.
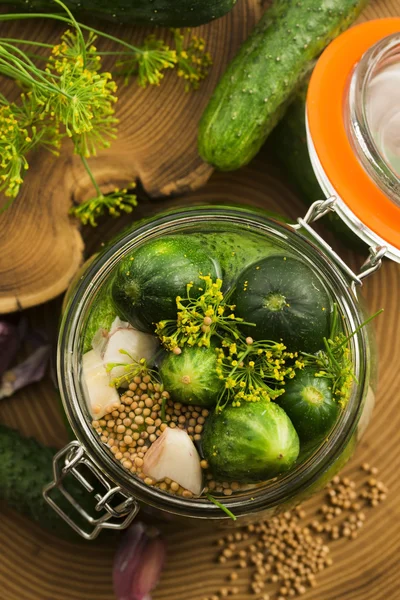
291 198 387 293
43 441 139 540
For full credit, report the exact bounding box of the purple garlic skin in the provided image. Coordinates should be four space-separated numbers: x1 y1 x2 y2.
113 522 166 600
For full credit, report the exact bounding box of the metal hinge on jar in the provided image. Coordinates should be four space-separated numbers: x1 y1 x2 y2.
43 441 139 540
291 198 387 293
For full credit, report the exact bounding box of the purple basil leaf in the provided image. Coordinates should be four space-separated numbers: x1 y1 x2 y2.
113 522 166 600
0 343 51 399
0 321 19 378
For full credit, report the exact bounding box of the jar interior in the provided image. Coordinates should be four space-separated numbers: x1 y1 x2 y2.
60 209 366 518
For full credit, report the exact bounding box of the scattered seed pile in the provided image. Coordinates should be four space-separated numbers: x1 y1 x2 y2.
202 465 388 600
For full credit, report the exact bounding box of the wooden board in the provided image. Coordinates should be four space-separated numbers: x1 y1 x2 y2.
0 0 261 313
1 1 400 600
1 142 400 600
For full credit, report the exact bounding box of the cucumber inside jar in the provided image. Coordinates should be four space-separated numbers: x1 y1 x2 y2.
80 228 355 511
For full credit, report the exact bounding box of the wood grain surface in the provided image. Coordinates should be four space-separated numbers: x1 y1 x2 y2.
0 1 400 599
1 141 400 600
0 0 261 313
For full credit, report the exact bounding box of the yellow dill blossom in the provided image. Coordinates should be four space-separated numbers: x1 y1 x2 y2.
70 181 137 226
155 276 255 352
215 337 297 413
172 29 213 91
115 35 177 87
0 98 59 203
43 30 119 158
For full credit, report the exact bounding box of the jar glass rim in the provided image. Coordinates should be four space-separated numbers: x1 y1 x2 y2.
57 206 368 519
349 32 400 206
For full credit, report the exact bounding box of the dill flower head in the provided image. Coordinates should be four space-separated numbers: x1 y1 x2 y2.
43 30 119 157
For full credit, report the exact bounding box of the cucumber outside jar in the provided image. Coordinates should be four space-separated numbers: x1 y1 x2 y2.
44 21 400 539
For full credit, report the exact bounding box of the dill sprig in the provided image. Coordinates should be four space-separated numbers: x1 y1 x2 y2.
115 35 176 87
105 351 159 389
69 178 138 226
155 275 255 353
215 337 301 412
173 29 213 91
300 304 383 406
0 0 212 222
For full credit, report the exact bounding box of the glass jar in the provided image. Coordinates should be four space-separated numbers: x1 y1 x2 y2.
44 19 400 540
44 205 375 539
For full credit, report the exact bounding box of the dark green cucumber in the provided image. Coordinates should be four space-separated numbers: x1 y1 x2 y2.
202 400 299 482
191 230 283 290
5 0 237 27
270 86 365 251
111 235 221 332
83 281 117 353
278 368 340 444
0 425 99 539
198 0 368 171
231 256 331 352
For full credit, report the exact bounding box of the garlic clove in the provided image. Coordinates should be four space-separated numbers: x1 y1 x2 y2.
143 427 203 496
82 349 120 419
113 521 166 600
104 327 158 382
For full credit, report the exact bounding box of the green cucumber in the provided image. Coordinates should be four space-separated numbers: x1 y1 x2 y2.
270 87 364 251
191 230 283 290
7 0 237 27
231 256 331 352
0 425 97 539
198 0 369 171
278 368 340 444
202 400 299 482
159 346 223 407
83 281 117 353
111 235 221 333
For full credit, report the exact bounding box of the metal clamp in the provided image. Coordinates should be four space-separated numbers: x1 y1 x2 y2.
291 198 387 291
43 441 139 540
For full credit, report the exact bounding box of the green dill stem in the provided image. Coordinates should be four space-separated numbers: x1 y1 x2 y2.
53 0 87 66
161 396 167 422
206 493 237 521
335 308 384 351
329 303 339 340
0 46 65 94
0 38 53 48
80 155 103 199
0 37 54 48
0 12 151 57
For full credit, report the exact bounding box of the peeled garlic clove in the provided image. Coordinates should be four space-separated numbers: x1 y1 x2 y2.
82 349 120 419
113 522 166 600
143 427 203 496
104 327 158 382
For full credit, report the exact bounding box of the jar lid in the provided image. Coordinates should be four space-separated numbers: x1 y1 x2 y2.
307 18 400 263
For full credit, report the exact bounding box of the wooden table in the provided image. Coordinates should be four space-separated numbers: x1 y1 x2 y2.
1 1 400 599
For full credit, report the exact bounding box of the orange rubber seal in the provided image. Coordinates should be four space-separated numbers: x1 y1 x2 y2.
307 19 400 251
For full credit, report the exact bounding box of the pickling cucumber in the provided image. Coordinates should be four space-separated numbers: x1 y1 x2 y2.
159 346 223 407
278 369 340 443
191 230 283 290
202 400 299 482
7 0 237 27
231 256 331 352
0 425 95 539
111 236 221 332
198 0 369 171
